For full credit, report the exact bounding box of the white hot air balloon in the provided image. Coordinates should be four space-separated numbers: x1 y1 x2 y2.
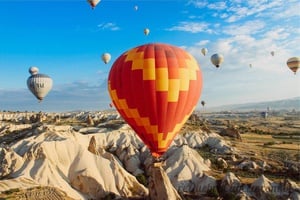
87 0 100 9
134 5 138 11
144 28 150 36
27 67 53 102
286 57 300 75
210 53 224 68
201 48 208 56
102 53 111 64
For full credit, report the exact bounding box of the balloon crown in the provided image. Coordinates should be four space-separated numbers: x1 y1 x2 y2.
29 66 39 75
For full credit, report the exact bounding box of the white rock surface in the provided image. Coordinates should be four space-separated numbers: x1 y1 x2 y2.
163 145 213 193
0 125 148 199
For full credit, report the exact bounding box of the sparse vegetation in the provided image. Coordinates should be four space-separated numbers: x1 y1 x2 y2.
2 188 20 195
264 141 276 146
206 187 219 198
222 192 238 200
101 192 117 200
136 173 148 186
265 193 277 200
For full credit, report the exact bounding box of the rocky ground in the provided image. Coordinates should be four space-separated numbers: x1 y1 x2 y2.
0 110 299 200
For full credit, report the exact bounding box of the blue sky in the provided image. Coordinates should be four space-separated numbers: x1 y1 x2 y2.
0 0 299 112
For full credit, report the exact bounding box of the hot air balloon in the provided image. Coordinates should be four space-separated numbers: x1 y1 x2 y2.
201 48 208 56
211 53 224 68
108 43 203 158
27 67 53 102
134 5 138 11
144 28 150 36
249 64 252 68
201 100 205 107
270 51 275 56
87 0 100 9
102 53 111 64
286 57 300 75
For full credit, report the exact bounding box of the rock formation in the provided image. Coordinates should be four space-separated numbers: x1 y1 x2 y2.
148 163 182 200
0 110 299 200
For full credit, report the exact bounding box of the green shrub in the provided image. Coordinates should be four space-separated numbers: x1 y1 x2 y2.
206 187 219 197
3 188 20 194
266 193 277 200
223 192 237 200
263 141 275 146
136 173 148 186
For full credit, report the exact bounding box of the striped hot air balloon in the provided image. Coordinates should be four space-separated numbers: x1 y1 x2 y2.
286 57 300 75
108 43 203 158
27 67 53 102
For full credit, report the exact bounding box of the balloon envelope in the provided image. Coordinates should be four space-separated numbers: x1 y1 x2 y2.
201 100 205 107
201 48 208 56
287 57 300 74
211 53 224 68
102 53 111 64
27 73 53 101
87 0 100 9
144 28 150 36
108 43 203 157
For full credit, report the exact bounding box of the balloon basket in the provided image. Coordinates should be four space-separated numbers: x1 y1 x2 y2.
152 156 165 168
153 162 163 168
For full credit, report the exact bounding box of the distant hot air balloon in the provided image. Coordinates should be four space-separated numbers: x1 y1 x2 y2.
211 53 224 68
87 0 100 9
201 48 208 56
102 53 111 64
286 57 300 75
134 5 138 11
271 51 275 56
144 28 150 36
108 43 203 158
27 67 53 102
249 64 252 68
201 100 205 107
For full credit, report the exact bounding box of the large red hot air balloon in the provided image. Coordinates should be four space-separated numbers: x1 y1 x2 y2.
108 43 203 158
